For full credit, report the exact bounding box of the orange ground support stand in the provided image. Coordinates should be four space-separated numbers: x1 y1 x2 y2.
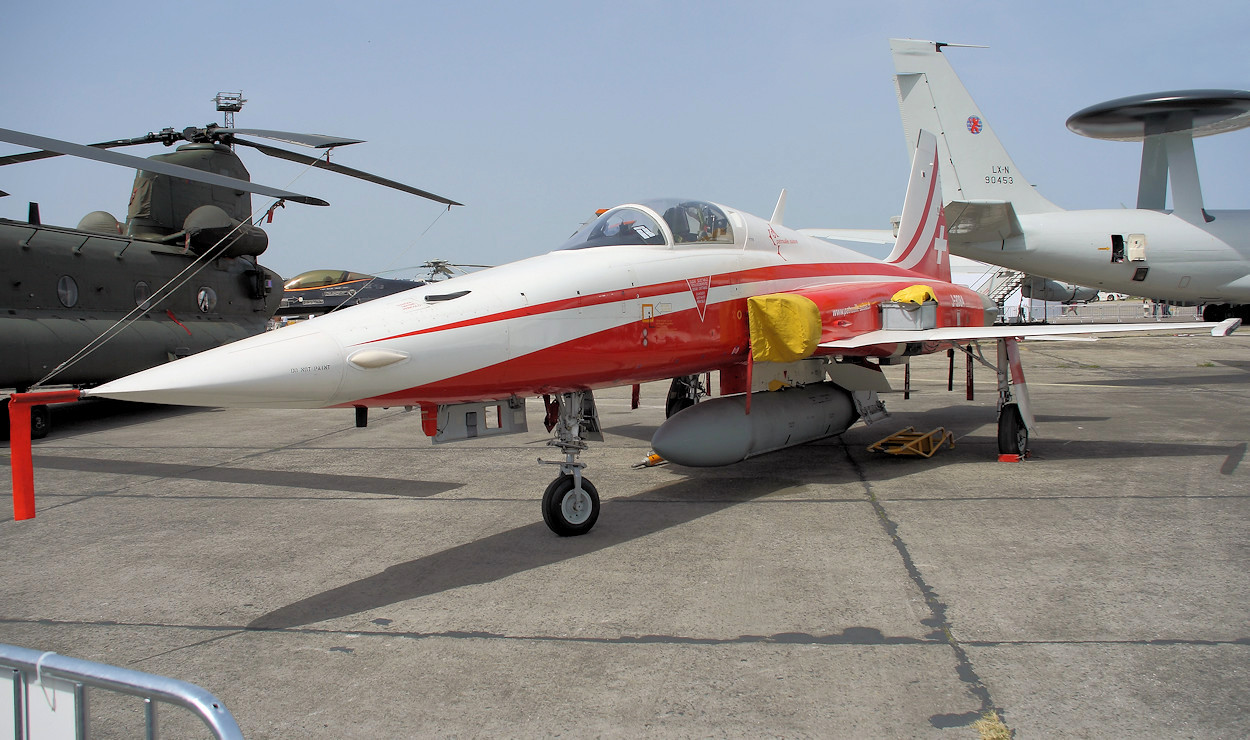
7 389 80 521
866 426 955 458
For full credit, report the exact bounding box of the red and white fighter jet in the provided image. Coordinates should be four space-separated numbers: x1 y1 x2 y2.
87 132 1236 535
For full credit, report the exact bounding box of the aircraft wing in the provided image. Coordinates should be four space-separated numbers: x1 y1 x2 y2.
798 228 895 245
820 319 1240 349
944 200 1023 243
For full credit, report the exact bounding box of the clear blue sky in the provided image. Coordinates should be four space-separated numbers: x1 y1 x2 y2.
3 0 1248 280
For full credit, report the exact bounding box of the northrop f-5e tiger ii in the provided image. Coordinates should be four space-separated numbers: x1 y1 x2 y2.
88 132 1237 536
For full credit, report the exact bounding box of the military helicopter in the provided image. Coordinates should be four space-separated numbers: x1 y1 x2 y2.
0 98 460 438
275 260 489 320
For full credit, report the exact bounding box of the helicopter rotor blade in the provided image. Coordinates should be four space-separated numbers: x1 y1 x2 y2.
0 132 161 167
218 129 365 149
234 138 463 207
0 127 329 206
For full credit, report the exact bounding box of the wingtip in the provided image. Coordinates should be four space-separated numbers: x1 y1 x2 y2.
1213 317 1242 336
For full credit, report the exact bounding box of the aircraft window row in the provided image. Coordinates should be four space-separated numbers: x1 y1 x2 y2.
54 276 210 312
53 276 221 312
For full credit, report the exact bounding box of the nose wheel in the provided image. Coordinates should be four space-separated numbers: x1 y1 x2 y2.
542 474 600 536
539 391 603 536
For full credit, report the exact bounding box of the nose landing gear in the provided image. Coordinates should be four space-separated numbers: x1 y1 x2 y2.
539 391 603 536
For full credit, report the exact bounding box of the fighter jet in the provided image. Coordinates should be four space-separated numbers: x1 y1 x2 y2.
87 132 1234 536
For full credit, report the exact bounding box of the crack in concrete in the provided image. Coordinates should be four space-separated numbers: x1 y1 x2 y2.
838 438 1012 734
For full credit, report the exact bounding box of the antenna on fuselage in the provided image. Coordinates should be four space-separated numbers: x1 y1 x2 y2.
770 188 787 225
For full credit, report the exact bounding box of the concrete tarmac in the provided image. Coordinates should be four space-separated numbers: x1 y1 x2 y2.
2 328 1248 738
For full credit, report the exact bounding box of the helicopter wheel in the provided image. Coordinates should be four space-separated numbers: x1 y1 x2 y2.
542 474 600 537
30 405 50 440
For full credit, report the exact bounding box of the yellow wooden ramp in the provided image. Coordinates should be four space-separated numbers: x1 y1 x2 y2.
867 427 954 458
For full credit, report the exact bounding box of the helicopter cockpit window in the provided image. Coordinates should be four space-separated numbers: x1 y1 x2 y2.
642 199 733 245
559 207 667 250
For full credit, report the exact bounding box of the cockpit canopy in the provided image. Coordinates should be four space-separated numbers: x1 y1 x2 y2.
283 270 375 290
560 199 734 250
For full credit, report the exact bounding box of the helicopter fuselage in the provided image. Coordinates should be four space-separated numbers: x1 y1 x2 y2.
1 216 280 390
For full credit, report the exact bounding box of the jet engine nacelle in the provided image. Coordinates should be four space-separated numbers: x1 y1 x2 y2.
650 382 859 467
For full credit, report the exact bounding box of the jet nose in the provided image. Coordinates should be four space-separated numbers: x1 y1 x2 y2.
87 329 346 408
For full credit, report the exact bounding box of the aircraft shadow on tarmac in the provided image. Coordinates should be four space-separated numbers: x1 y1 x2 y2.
2 400 203 441
24 454 462 497
1056 372 1249 388
247 411 1243 631
247 475 788 630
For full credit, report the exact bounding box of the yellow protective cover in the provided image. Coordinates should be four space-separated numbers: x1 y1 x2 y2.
748 293 822 363
891 285 936 304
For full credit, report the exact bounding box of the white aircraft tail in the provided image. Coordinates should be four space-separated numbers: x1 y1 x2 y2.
886 130 951 283
890 38 1061 214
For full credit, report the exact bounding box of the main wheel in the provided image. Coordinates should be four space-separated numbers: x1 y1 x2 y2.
665 376 698 418
665 395 695 418
542 474 600 536
30 405 50 440
997 403 1028 456
1203 303 1229 322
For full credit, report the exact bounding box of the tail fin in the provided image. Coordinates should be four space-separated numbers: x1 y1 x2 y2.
890 38 1060 214
887 130 951 282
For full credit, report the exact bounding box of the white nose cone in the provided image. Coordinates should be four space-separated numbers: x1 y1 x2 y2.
88 329 346 408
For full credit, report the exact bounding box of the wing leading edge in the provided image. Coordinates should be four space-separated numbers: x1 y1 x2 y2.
820 318 1240 350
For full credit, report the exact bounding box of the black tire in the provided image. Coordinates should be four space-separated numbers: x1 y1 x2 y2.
997 403 1027 456
1203 303 1228 322
665 395 695 419
30 405 50 440
542 474 600 536
665 376 698 419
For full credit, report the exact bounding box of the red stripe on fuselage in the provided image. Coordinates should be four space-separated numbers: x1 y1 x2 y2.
335 276 989 408
357 261 927 347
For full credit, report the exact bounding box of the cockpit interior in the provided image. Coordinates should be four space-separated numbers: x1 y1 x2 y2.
561 199 736 250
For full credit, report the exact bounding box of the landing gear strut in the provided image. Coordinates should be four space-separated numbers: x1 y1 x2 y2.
539 391 601 536
665 374 708 418
951 338 1035 458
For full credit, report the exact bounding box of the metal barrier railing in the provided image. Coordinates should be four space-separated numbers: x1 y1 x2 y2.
1 643 243 739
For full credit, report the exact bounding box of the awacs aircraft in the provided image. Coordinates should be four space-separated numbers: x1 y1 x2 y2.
890 38 1250 321
86 133 1235 536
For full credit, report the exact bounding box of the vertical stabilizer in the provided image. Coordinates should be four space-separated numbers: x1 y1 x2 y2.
887 130 951 283
890 38 1061 214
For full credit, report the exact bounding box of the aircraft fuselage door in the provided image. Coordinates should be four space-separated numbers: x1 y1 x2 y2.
1127 233 1147 261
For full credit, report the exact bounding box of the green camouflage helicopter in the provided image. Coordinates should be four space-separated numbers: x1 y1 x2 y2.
0 114 459 438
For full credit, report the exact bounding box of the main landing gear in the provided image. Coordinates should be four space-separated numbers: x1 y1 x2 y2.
949 337 1034 457
539 391 603 536
664 374 708 418
997 402 1027 456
